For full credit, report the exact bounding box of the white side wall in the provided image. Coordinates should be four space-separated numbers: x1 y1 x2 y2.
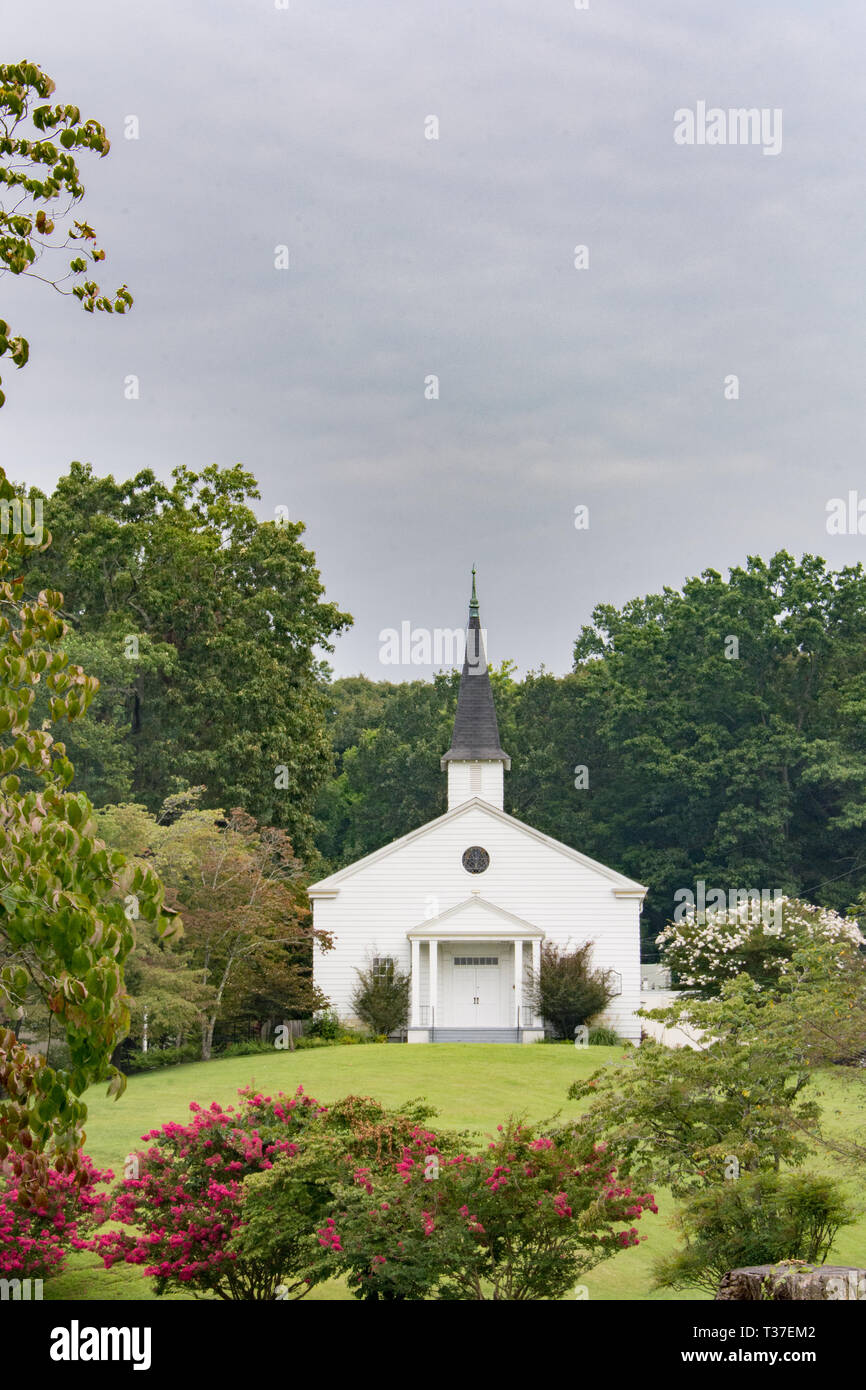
639 991 708 1049
312 803 642 1042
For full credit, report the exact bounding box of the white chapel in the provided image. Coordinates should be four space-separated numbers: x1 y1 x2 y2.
309 574 647 1043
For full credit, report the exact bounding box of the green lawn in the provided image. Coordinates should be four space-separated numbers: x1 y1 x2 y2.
45 1044 866 1302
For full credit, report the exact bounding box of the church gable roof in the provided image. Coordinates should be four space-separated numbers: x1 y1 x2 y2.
308 797 647 897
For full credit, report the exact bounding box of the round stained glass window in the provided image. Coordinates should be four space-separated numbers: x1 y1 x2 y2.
462 846 490 874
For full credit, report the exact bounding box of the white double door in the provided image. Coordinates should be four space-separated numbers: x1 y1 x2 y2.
445 949 507 1027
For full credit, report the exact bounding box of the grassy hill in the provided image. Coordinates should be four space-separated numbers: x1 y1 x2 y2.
45 1044 866 1302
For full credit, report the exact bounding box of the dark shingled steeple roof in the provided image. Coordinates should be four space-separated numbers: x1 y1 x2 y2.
441 569 511 769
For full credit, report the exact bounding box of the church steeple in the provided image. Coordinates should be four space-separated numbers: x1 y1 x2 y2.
441 570 510 809
469 563 479 620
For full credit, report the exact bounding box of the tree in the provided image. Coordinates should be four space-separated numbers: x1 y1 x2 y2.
0 467 171 1190
96 799 333 1059
527 941 616 1039
568 552 866 939
741 934 866 1172
0 60 132 406
0 1151 112 1283
568 977 820 1197
115 915 209 1053
92 802 209 1051
24 462 351 855
314 663 521 869
28 632 169 807
315 675 454 867
234 1094 441 1299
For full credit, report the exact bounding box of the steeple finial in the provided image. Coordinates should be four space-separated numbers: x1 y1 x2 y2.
469 565 479 619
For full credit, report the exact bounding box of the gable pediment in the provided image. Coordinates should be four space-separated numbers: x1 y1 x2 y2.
407 895 543 940
308 797 646 899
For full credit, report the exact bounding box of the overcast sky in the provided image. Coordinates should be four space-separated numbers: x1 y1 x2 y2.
3 1 865 678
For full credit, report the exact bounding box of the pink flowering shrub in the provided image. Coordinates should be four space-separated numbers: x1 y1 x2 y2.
89 1088 443 1301
86 1087 653 1301
0 1153 112 1282
229 1095 444 1294
89 1085 327 1300
318 1118 657 1300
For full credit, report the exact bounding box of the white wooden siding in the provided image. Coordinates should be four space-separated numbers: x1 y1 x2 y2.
312 801 643 1041
446 760 504 809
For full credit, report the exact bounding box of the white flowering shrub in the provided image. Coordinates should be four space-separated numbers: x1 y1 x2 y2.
656 896 864 996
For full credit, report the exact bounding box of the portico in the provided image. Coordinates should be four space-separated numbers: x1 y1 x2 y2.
406 897 544 1042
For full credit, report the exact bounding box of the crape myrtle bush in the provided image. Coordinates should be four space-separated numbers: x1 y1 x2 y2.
89 1086 443 1300
85 1087 654 1301
313 1117 657 1301
0 1152 111 1281
232 1094 444 1293
90 1085 327 1300
657 896 864 997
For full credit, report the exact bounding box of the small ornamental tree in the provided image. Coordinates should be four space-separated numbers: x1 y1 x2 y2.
568 977 821 1197
91 1086 328 1300
96 799 332 1060
656 895 864 998
527 941 616 1039
0 1151 111 1282
0 473 172 1193
653 1171 857 1295
232 1095 444 1292
351 957 410 1036
738 936 866 1173
320 1118 656 1301
0 60 133 407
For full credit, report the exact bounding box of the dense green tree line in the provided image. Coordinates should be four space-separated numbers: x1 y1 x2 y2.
17 464 866 954
316 553 866 950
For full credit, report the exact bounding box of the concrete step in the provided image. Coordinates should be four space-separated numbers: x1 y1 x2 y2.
433 1032 520 1043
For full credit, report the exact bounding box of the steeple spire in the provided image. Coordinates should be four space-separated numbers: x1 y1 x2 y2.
441 570 511 776
469 564 479 620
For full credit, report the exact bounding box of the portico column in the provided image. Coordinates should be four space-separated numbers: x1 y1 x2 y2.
410 938 421 1027
513 938 523 1027
429 938 438 1033
530 938 541 1027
